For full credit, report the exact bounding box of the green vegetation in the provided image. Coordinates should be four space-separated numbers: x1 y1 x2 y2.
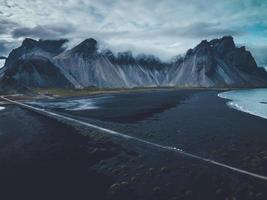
34 86 169 97
34 86 232 98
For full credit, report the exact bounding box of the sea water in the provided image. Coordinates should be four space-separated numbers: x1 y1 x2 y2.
218 88 267 120
0 60 5 69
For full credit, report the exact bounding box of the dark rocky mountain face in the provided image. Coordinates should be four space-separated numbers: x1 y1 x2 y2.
0 38 70 91
210 36 257 73
168 36 267 87
1 36 267 91
136 54 167 70
4 38 68 69
3 56 72 88
70 38 98 58
188 40 217 76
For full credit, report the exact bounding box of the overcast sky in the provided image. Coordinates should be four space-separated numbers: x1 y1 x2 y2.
0 0 267 65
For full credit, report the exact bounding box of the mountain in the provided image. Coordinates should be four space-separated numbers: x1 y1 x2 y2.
4 38 67 69
166 36 267 87
0 38 72 90
2 56 72 88
54 40 169 88
54 36 267 88
1 36 267 92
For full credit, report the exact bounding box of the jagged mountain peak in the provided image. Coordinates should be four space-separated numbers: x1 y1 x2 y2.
115 51 135 64
210 36 235 55
21 38 68 52
3 38 68 69
22 38 38 48
136 54 160 62
71 38 98 56
135 54 166 69
193 39 213 55
2 35 267 92
117 51 134 58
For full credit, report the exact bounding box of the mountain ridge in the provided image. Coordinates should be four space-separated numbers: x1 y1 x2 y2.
1 36 267 92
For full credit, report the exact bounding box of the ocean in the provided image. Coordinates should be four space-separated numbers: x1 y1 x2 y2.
0 60 5 69
218 88 267 120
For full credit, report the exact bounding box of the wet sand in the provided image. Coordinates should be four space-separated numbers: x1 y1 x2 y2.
1 89 267 200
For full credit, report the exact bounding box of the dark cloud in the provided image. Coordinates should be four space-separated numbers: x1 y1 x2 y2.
88 6 104 22
11 24 73 39
155 22 244 39
0 40 16 56
77 22 243 42
0 19 18 34
0 0 266 62
0 43 8 55
181 22 243 38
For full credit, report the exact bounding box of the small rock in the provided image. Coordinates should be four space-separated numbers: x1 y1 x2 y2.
109 183 120 194
185 190 192 196
121 181 128 187
137 164 144 170
160 167 169 173
131 176 137 182
215 188 222 195
153 186 160 194
248 191 254 198
149 167 155 172
138 154 144 159
148 167 155 175
112 169 120 175
255 193 264 199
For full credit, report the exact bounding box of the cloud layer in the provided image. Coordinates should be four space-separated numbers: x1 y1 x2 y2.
0 0 267 63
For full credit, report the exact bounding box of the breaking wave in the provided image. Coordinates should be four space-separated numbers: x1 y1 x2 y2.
218 89 267 120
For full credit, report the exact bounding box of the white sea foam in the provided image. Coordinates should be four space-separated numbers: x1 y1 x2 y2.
218 88 267 120
0 106 5 111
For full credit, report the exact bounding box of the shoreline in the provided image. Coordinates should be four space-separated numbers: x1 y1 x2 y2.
2 86 266 103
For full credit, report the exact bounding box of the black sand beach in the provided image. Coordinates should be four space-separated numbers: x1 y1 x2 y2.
1 89 267 200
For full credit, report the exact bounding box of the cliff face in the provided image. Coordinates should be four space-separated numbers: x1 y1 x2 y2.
1 36 267 91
